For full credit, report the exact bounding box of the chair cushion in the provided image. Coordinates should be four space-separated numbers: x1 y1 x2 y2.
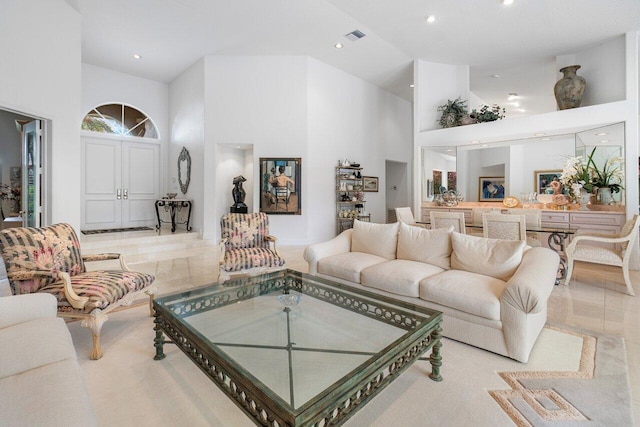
419 270 507 320
397 222 452 269
222 247 285 273
572 245 623 266
451 232 525 281
351 220 399 260
0 223 85 294
220 213 270 250
361 260 444 297
318 252 387 283
37 270 154 314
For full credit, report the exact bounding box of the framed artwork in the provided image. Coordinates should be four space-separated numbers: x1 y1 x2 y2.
363 176 379 192
259 157 301 215
478 177 505 202
447 171 457 191
432 170 442 193
534 170 562 195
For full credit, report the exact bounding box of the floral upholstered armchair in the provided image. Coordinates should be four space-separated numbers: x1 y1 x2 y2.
218 212 285 282
0 223 155 359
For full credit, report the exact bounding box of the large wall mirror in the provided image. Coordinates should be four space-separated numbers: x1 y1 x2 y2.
421 122 626 206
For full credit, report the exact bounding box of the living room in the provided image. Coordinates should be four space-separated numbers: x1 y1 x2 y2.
1 0 639 426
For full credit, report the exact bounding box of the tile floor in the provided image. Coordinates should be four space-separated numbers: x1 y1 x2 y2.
116 239 639 424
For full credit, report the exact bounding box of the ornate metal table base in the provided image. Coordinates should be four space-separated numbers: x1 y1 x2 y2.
548 231 571 285
152 270 442 426
155 199 192 232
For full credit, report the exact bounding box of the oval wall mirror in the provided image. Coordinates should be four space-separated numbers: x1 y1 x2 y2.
178 146 191 194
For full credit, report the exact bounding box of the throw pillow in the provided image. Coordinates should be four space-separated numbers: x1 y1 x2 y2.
451 232 525 281
351 220 399 260
397 222 453 269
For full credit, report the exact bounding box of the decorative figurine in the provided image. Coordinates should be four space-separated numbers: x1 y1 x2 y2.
231 175 248 213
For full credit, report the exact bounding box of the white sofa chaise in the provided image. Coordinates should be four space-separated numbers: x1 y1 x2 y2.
0 291 97 427
304 220 560 363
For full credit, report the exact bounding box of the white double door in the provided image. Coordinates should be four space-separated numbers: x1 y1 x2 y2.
81 137 160 230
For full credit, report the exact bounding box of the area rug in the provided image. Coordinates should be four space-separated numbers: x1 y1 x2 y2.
67 306 633 427
81 226 153 235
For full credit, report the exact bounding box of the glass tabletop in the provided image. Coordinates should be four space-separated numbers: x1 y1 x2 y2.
154 270 441 414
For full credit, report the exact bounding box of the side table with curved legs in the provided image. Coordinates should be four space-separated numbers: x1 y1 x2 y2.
155 199 192 232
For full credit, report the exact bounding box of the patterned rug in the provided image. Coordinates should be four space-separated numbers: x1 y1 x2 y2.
81 226 153 235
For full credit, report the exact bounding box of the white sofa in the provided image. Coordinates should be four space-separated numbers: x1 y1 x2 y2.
0 291 97 426
304 220 560 363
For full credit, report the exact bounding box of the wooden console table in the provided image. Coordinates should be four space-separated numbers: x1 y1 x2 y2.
155 198 192 232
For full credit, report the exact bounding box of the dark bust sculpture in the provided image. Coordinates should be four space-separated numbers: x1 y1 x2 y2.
232 175 247 209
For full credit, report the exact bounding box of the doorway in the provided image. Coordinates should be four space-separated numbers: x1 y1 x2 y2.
0 108 47 229
385 160 409 223
81 136 160 230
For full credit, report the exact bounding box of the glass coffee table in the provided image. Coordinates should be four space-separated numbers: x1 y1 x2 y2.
153 269 443 426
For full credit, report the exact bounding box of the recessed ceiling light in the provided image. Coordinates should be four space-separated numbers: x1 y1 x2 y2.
491 74 501 79
334 43 343 49
425 15 436 23
446 149 453 152
510 102 520 107
471 140 479 144
481 144 489 147
518 108 526 112
133 54 141 59
508 93 518 101
502 0 514 5
541 137 551 141
600 139 609 143
534 133 546 137
595 132 608 136
409 84 414 88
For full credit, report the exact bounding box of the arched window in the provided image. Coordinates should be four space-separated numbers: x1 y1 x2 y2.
82 103 159 139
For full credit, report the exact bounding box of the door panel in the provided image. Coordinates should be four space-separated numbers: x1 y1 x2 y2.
81 137 160 230
22 121 42 227
121 141 160 227
82 138 122 230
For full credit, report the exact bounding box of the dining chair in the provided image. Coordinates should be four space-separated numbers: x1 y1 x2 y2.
429 211 466 234
395 207 427 228
564 214 639 296
482 213 527 242
507 208 542 247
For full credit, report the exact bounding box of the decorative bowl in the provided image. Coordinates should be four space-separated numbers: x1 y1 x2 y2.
536 194 554 205
277 294 301 307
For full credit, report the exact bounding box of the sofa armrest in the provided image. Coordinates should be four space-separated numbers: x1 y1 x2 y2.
303 229 352 275
501 247 559 314
0 293 57 329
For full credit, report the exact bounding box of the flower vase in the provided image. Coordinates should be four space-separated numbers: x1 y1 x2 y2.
596 187 612 205
554 65 586 110
579 189 591 210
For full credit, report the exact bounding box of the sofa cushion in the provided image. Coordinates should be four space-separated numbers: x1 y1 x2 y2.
0 358 97 427
397 223 453 270
318 252 387 283
419 270 508 320
450 232 525 281
0 317 76 379
351 220 399 260
361 260 445 297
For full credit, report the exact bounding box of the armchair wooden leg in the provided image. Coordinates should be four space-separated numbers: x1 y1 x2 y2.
81 312 107 360
622 268 635 296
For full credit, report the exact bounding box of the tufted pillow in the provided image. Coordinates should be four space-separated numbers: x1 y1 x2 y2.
451 232 525 281
351 220 399 260
397 222 453 270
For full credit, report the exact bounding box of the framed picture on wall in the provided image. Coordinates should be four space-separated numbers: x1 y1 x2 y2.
363 176 379 192
259 157 301 215
534 170 562 195
478 177 505 202
432 170 442 193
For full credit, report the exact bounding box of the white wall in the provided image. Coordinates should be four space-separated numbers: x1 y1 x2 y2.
0 0 81 228
556 36 626 107
414 60 470 133
307 57 412 241
169 59 205 232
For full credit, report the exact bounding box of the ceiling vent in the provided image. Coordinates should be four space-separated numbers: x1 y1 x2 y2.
345 30 366 42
